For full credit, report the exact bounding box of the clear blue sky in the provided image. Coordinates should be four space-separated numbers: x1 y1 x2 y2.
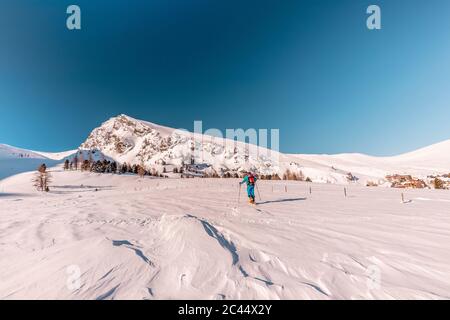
1 0 450 155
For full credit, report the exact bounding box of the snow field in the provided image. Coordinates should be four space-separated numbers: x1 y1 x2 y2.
1 169 450 299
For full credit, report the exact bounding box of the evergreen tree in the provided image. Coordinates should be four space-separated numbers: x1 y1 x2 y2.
138 165 146 178
111 161 117 174
88 151 94 166
433 178 445 189
73 155 79 170
81 160 90 171
33 164 52 192
79 152 84 169
63 159 69 170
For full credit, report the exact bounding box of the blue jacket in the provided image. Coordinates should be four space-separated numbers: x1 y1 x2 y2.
240 175 257 187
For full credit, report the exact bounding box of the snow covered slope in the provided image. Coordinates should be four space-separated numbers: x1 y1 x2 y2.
0 144 76 161
387 139 450 171
2 114 449 184
79 115 450 185
80 114 283 176
0 144 75 180
1 117 450 299
0 144 47 159
32 149 77 161
1 170 450 299
291 138 450 185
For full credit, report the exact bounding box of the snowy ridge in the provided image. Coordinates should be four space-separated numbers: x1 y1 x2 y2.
32 149 77 161
0 144 76 180
0 144 76 161
1 114 449 185
79 115 450 185
80 114 283 177
0 144 47 159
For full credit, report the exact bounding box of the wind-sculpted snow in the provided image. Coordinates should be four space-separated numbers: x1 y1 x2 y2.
1 169 450 299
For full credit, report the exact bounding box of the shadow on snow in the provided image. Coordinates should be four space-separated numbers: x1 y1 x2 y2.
257 197 307 205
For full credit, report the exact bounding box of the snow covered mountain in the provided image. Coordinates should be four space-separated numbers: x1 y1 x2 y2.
0 144 48 160
2 118 450 300
80 114 284 177
79 114 450 186
1 114 449 185
0 143 75 161
291 139 450 185
0 144 75 180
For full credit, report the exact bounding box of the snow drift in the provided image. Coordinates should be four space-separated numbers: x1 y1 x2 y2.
1 169 450 299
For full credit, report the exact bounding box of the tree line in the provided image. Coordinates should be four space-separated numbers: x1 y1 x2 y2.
63 154 169 178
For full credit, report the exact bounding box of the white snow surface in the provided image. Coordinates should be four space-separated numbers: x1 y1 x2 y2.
32 150 77 161
0 144 76 180
1 169 450 299
0 143 75 161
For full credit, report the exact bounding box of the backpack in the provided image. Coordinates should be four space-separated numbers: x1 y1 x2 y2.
248 174 255 185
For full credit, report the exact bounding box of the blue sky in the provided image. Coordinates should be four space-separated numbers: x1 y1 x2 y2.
1 0 450 155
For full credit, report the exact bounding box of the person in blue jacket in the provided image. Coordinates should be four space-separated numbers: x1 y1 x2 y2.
240 172 257 204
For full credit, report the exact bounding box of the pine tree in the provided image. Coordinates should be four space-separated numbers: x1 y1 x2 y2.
81 160 90 171
103 159 109 173
88 151 94 168
33 164 52 192
79 152 84 169
63 159 69 170
138 165 146 178
433 178 445 190
73 155 79 170
38 163 47 173
111 161 117 174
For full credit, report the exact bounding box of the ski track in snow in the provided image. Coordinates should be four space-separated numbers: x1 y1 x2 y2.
1 169 450 299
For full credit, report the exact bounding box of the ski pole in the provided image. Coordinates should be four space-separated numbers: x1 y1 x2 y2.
255 183 262 201
237 183 241 204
